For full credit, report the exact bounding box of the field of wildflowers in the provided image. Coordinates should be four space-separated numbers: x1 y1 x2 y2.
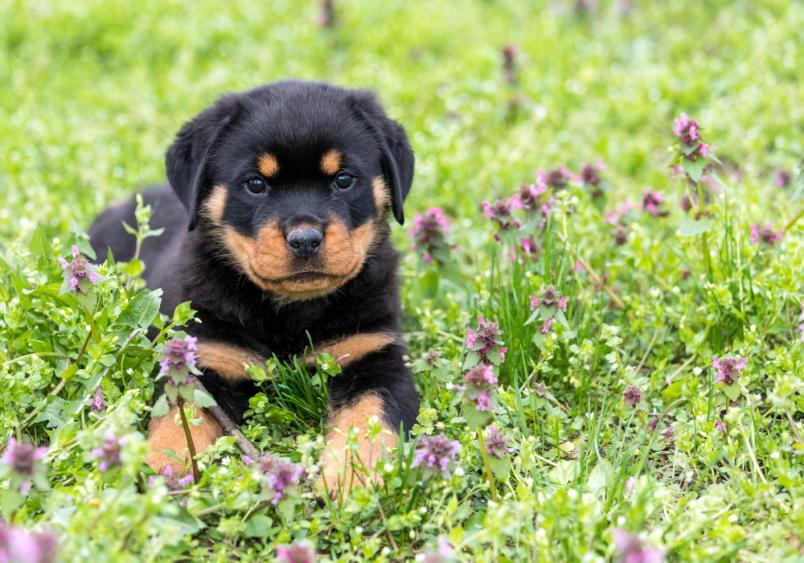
2 0 804 561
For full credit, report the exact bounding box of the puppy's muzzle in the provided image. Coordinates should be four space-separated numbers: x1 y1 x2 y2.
287 227 323 259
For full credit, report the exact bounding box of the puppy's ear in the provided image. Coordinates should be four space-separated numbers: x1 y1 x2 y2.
165 96 242 231
350 92 414 225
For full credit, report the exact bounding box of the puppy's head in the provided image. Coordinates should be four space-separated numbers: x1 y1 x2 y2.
165 81 414 301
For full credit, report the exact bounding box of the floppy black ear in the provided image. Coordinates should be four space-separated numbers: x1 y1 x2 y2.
165 96 240 231
351 92 415 225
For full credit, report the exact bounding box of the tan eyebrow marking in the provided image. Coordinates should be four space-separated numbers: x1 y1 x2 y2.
305 332 398 369
320 150 342 175
371 176 390 212
196 341 267 382
258 153 279 177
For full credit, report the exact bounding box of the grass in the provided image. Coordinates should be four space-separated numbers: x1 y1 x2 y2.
2 0 804 561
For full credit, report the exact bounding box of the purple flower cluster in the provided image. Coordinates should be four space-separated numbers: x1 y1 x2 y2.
0 524 57 563
482 197 523 231
276 541 314 563
623 385 642 408
412 433 461 479
502 44 519 85
673 112 716 162
750 222 784 247
464 364 498 412
408 207 453 266
248 455 304 505
91 386 105 412
580 158 607 197
1 438 47 495
485 426 509 458
529 285 570 335
58 245 102 296
613 529 665 563
712 356 747 387
91 429 127 472
148 464 193 491
158 335 198 385
776 170 791 188
537 165 579 190
465 316 507 366
641 190 669 217
423 537 455 563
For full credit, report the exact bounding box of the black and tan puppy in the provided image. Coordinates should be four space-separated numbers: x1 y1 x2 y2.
89 80 419 493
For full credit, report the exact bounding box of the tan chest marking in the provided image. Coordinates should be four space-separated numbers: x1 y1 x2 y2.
305 332 397 370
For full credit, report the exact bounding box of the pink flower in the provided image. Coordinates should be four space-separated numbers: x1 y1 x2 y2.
409 208 453 266
625 476 635 494
530 285 570 314
776 170 791 188
276 541 314 563
465 328 476 349
714 420 726 435
57 245 103 297
486 426 509 458
158 335 199 384
91 386 105 412
255 455 304 505
699 143 715 158
712 356 747 386
540 318 555 334
529 296 540 311
148 464 194 490
91 430 127 472
482 199 520 230
412 434 460 479
499 347 508 363
243 455 253 465
623 385 642 408
750 222 784 246
642 190 668 217
613 529 665 563
423 537 455 563
0 523 58 563
475 393 491 411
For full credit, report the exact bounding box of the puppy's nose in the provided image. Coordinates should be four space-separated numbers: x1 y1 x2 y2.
286 227 323 259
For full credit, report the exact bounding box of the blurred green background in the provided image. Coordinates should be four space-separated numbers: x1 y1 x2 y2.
0 0 801 243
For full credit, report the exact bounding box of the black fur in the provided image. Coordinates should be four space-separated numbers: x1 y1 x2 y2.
89 80 419 436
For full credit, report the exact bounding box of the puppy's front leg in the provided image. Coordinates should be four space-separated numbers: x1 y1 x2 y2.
315 338 419 497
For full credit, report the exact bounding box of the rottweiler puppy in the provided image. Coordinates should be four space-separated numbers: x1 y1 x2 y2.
88 80 419 493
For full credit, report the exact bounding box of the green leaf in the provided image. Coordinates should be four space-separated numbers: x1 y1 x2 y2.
192 389 217 408
679 217 712 238
116 288 163 329
158 448 185 464
681 158 706 183
721 383 741 402
463 403 490 428
28 223 51 258
488 455 511 479
152 394 170 417
462 353 481 370
122 221 139 236
70 218 96 260
548 460 577 486
243 514 273 537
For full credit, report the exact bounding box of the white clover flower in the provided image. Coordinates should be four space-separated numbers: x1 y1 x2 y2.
693 367 703 376
455 467 465 476
321 363 330 371
384 463 395 473
258 402 265 409
649 288 661 298
355 526 363 534
222 457 231 466
445 382 454 390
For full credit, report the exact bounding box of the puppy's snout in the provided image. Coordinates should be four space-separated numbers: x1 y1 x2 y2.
287 227 323 259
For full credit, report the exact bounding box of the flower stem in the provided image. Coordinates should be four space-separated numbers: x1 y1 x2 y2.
84 306 101 345
176 397 200 484
784 206 804 232
696 181 712 275
476 426 498 503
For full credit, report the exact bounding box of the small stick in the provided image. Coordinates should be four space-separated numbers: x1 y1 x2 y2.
188 375 262 461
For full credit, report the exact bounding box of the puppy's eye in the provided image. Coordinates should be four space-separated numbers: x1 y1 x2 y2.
244 178 266 194
334 174 354 190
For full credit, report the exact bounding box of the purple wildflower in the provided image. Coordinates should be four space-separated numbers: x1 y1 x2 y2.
776 170 791 188
157 335 199 384
515 181 549 214
533 381 551 398
0 524 58 563
482 197 522 230
412 433 460 479
57 245 103 296
661 426 674 444
464 364 499 412
255 455 304 505
613 529 665 563
408 207 453 266
613 225 629 246
465 328 476 349
1 438 47 495
466 316 505 355
540 317 555 334
673 113 698 143
423 537 456 563
714 420 726 436
148 464 194 491
712 356 747 386
672 113 716 165
648 418 659 434
623 385 642 408
502 44 519 85
642 190 668 217
530 285 570 312
91 429 127 472
580 158 606 197
625 476 635 495
750 222 784 246
486 427 509 458
91 386 105 412
276 541 314 563
537 165 579 189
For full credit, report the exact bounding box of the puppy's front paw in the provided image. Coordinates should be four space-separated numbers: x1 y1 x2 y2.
145 405 222 476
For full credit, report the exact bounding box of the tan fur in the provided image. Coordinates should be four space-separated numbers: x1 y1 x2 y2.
371 176 390 212
216 216 380 301
196 341 266 382
145 405 223 475
305 332 397 369
320 150 342 175
258 153 279 178
318 394 396 496
202 185 227 224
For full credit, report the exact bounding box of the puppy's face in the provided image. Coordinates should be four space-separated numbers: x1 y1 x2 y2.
166 81 414 301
